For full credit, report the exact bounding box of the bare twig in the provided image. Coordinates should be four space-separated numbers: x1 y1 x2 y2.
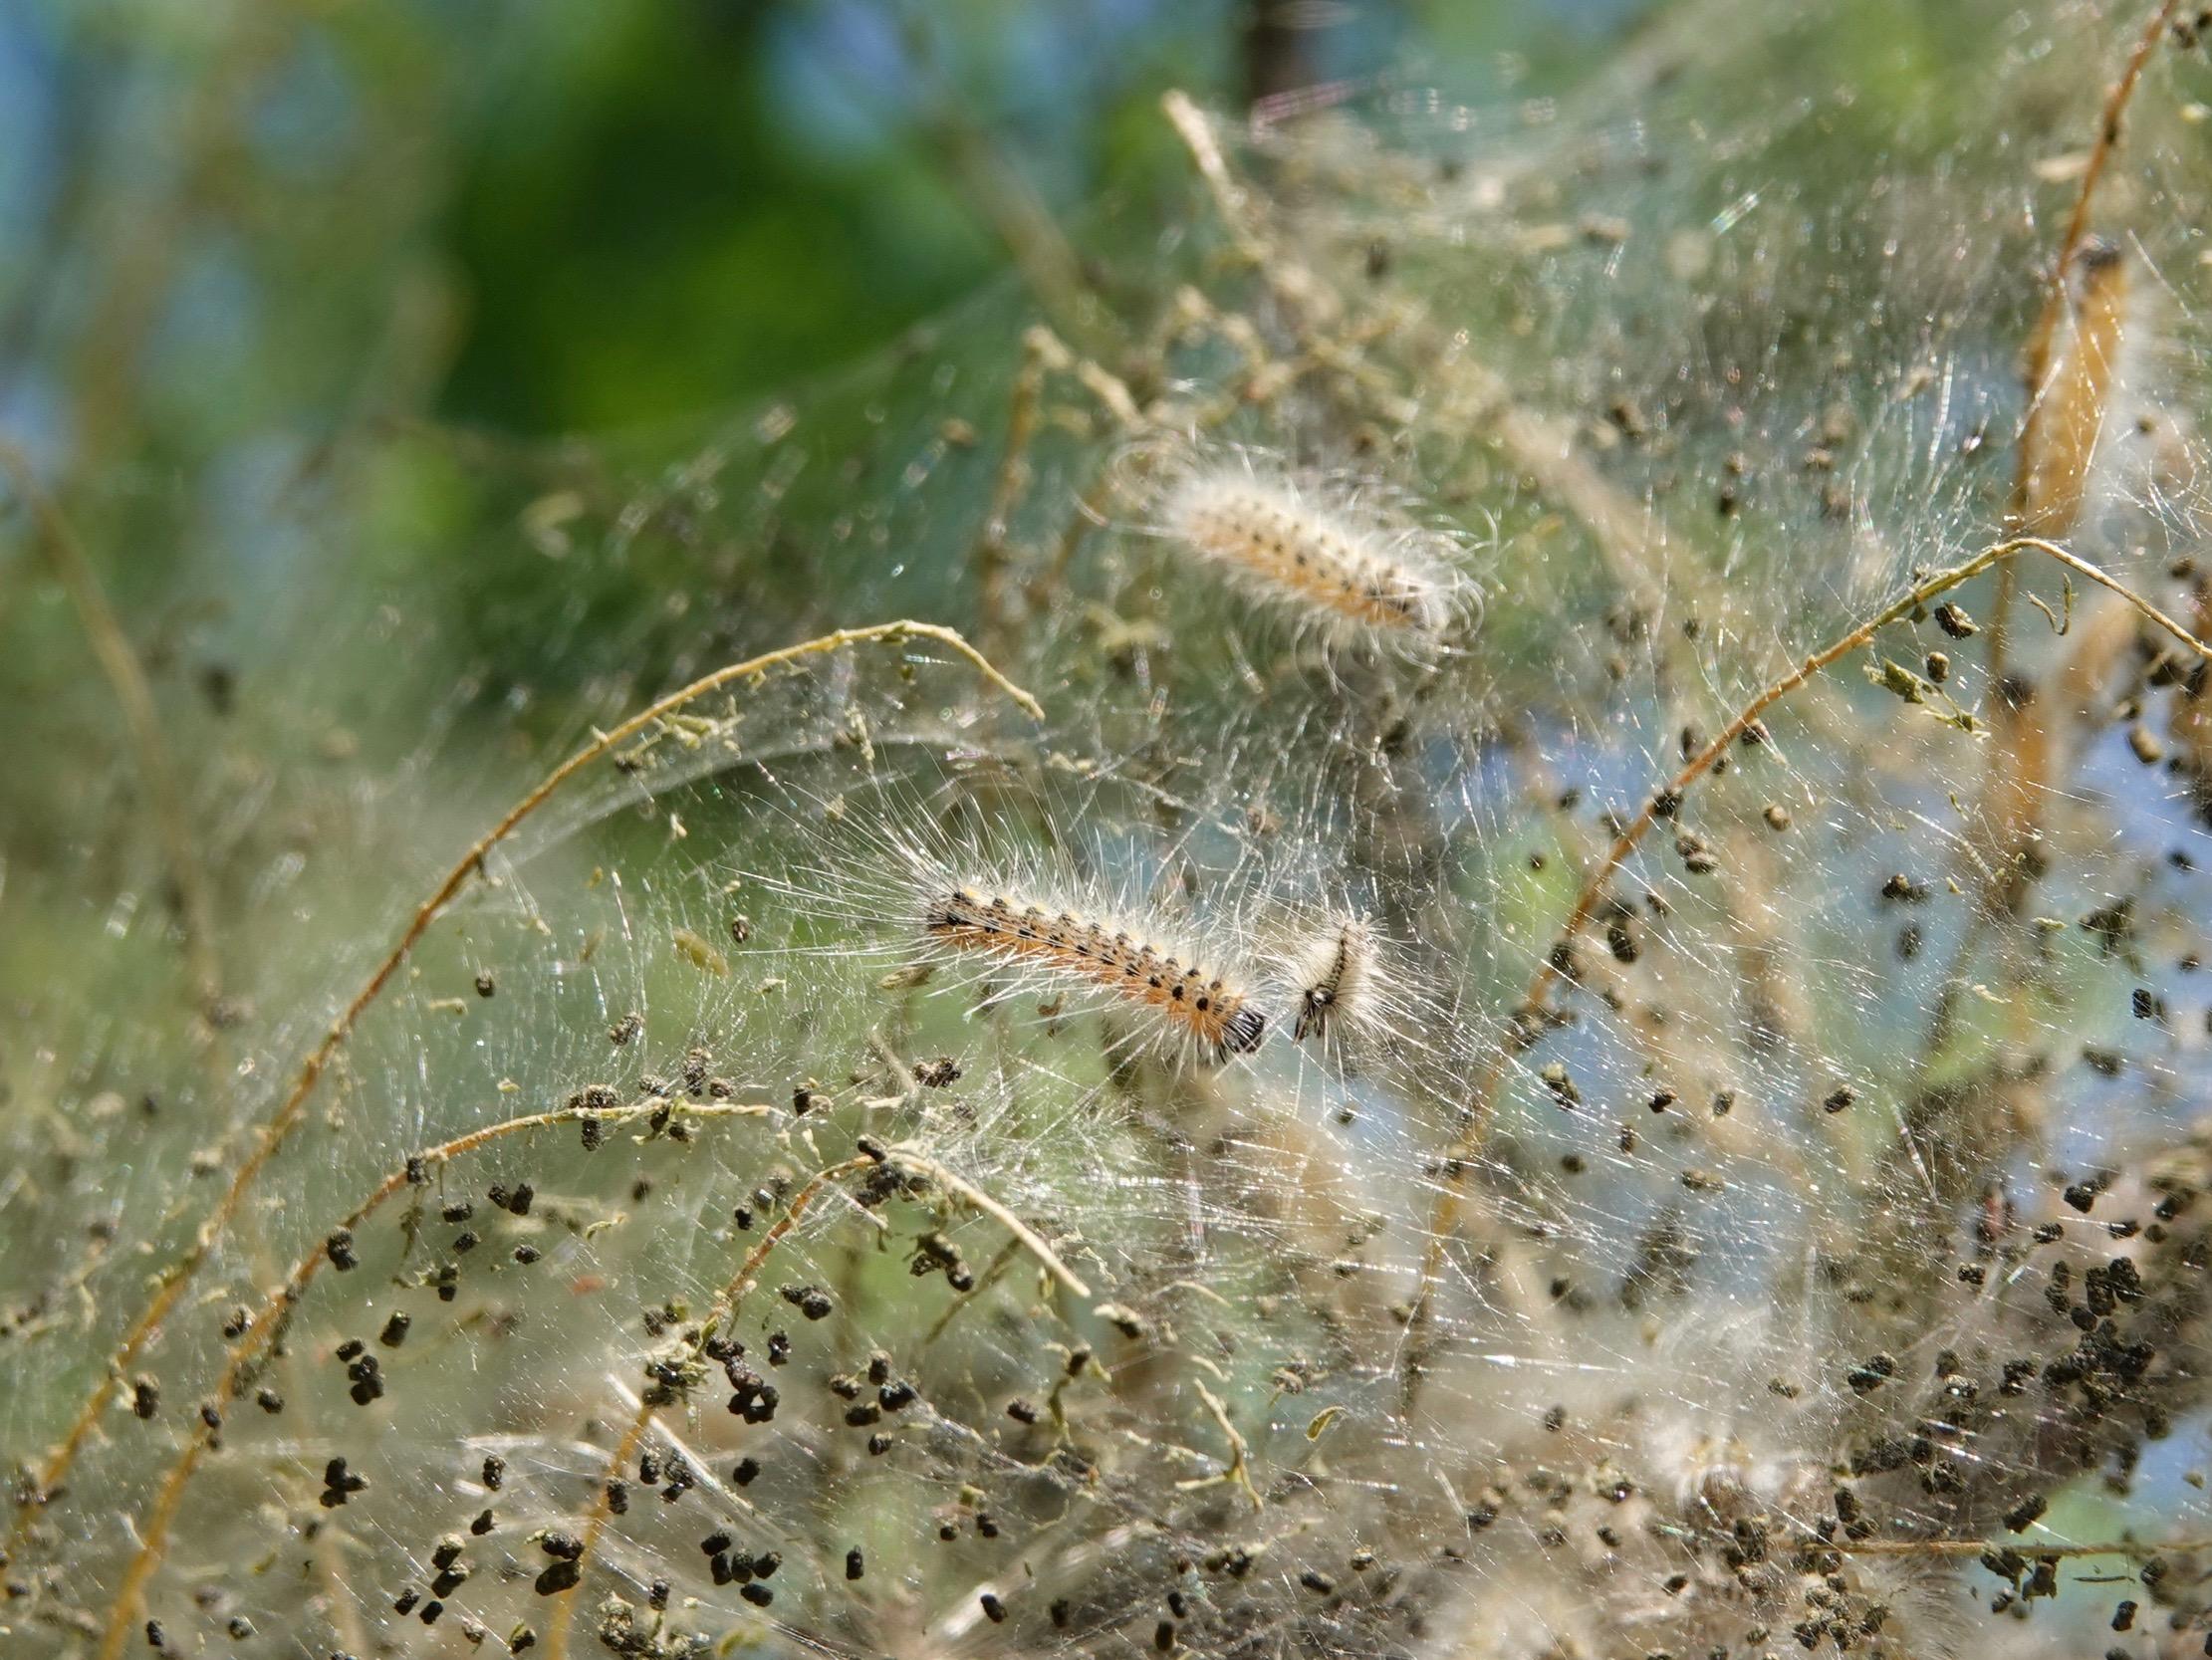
1175 1379 1263 1513
1989 0 2181 674
93 1098 775 1657
923 114 1103 352
1027 324 1143 431
890 1145 1092 1298
1162 92 1264 264
974 333 1053 659
1401 535 2212 1410
12 621 1040 1564
0 442 222 1010
921 1237 1023 1351
0 455 356 1637
1938 6 2178 1093
1822 1533 2212 1561
543 1155 874 1660
2021 0 2179 440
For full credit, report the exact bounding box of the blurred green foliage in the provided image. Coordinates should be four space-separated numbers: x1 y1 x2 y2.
2 1 1668 448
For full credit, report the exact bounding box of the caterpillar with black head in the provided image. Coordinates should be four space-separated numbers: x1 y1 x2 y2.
1150 452 1475 660
921 885 1267 1065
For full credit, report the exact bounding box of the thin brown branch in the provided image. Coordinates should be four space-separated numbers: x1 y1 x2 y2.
974 333 1052 659
1400 535 2212 1411
0 436 299 1611
1174 1379 1263 1513
2017 536 2207 649
1162 91 1264 265
540 1404 657 1659
1990 0 2181 676
11 621 1040 1564
1821 1533 2212 1561
2022 0 2179 428
923 113 1104 352
889 1145 1093 1298
0 442 222 1011
1027 324 1143 431
921 1236 1023 1352
2015 245 2130 543
542 1155 874 1660
93 1097 775 1658
1952 1 2175 1081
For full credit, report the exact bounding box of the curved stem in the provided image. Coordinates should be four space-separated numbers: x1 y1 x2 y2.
94 1096 774 1657
542 1155 873 1660
0 441 223 1010
13 621 1041 1563
889 1145 1091 1298
1990 0 2180 673
1400 536 2212 1410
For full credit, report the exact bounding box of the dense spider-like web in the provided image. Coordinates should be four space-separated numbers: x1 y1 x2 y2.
12 2 2212 1656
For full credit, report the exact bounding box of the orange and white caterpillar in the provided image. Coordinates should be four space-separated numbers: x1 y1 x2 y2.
919 885 1267 1064
756 790 1273 1071
1152 455 1471 656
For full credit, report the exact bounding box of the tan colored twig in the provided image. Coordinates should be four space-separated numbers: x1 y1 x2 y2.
0 442 222 1011
974 333 1052 659
543 1154 874 1660
1936 7 2178 1084
92 1096 775 1657
1822 1533 2212 1561
1400 535 2212 1410
0 443 346 1633
2021 0 2179 447
889 1145 1092 1298
925 118 1103 354
11 621 1040 1565
921 1236 1023 1351
1027 324 1144 431
536 1404 654 1660
1989 0 2181 676
1162 92 1267 268
1174 1379 1263 1513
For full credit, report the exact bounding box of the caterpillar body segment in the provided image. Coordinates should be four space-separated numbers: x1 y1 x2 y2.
1291 915 1374 1045
1151 457 1474 659
922 885 1268 1065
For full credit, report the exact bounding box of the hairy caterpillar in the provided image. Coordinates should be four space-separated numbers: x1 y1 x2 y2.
754 782 1274 1071
1265 910 1431 1067
1151 455 1471 656
921 885 1267 1064
1289 914 1376 1044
